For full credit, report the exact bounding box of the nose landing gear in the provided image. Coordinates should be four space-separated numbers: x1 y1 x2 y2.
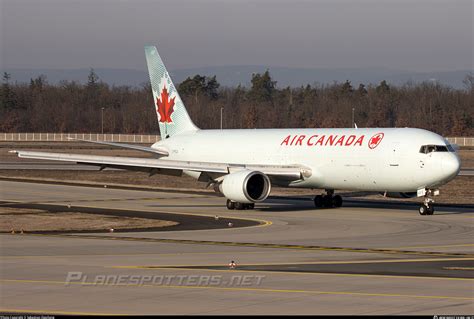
418 201 434 215
418 189 438 215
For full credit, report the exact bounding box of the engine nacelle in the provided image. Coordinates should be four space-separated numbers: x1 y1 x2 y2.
383 192 418 198
220 170 271 203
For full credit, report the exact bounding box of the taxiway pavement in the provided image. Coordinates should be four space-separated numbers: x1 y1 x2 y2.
1 180 473 315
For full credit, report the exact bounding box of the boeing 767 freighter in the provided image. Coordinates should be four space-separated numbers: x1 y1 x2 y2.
11 46 461 215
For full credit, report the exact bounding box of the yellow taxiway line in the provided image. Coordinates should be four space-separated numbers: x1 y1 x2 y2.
112 256 474 268
0 279 474 300
1 199 272 229
1 278 473 301
0 308 126 315
12 233 472 258
150 266 474 281
384 243 474 250
0 250 292 259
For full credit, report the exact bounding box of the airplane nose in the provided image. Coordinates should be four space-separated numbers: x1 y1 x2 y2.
442 155 461 178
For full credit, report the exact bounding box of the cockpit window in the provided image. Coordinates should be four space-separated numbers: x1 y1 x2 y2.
419 145 450 154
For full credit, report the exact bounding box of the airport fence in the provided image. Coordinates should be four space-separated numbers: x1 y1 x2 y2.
446 137 474 147
0 133 160 143
0 133 473 146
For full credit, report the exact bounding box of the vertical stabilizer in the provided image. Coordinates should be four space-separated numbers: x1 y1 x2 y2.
144 45 198 139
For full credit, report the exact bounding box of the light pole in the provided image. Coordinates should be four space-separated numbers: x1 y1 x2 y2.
101 107 104 134
220 107 224 130
351 108 355 128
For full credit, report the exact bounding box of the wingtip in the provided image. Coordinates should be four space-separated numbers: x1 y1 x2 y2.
8 150 18 154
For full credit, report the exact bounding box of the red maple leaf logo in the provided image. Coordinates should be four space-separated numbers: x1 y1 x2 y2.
368 133 384 149
156 85 175 123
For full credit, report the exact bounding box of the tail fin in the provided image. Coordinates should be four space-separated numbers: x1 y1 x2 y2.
144 45 198 139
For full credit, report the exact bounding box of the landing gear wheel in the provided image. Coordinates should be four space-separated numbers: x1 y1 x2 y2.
235 202 245 210
418 205 427 215
323 195 333 208
246 203 255 210
314 195 324 208
226 199 235 210
333 195 343 208
426 205 434 215
314 193 343 208
419 204 434 215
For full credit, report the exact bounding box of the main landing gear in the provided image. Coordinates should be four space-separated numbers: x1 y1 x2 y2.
314 190 343 208
419 189 437 215
226 199 255 210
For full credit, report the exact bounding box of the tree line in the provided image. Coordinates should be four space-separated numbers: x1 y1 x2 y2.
1 69 472 136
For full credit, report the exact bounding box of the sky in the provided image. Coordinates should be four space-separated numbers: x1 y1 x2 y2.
1 0 472 72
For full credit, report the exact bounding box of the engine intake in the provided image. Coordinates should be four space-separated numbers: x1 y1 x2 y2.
220 170 271 203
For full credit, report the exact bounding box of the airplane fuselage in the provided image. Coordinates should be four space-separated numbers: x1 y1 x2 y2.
154 127 460 192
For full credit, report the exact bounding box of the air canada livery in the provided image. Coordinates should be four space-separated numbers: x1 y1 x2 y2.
11 46 461 215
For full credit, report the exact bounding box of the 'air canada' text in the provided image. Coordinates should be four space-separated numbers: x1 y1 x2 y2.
281 134 365 147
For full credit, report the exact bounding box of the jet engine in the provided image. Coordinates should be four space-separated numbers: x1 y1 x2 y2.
219 170 271 203
383 192 418 198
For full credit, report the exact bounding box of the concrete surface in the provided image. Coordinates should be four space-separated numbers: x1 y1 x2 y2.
0 180 473 315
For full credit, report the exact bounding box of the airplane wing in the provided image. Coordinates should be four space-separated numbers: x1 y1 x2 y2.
67 138 169 156
10 150 310 182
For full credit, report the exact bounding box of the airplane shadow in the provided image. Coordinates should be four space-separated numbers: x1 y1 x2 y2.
344 201 473 214
145 195 473 214
148 204 223 208
259 198 474 214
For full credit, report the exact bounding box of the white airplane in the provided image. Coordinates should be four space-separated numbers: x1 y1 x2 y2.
11 46 461 215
